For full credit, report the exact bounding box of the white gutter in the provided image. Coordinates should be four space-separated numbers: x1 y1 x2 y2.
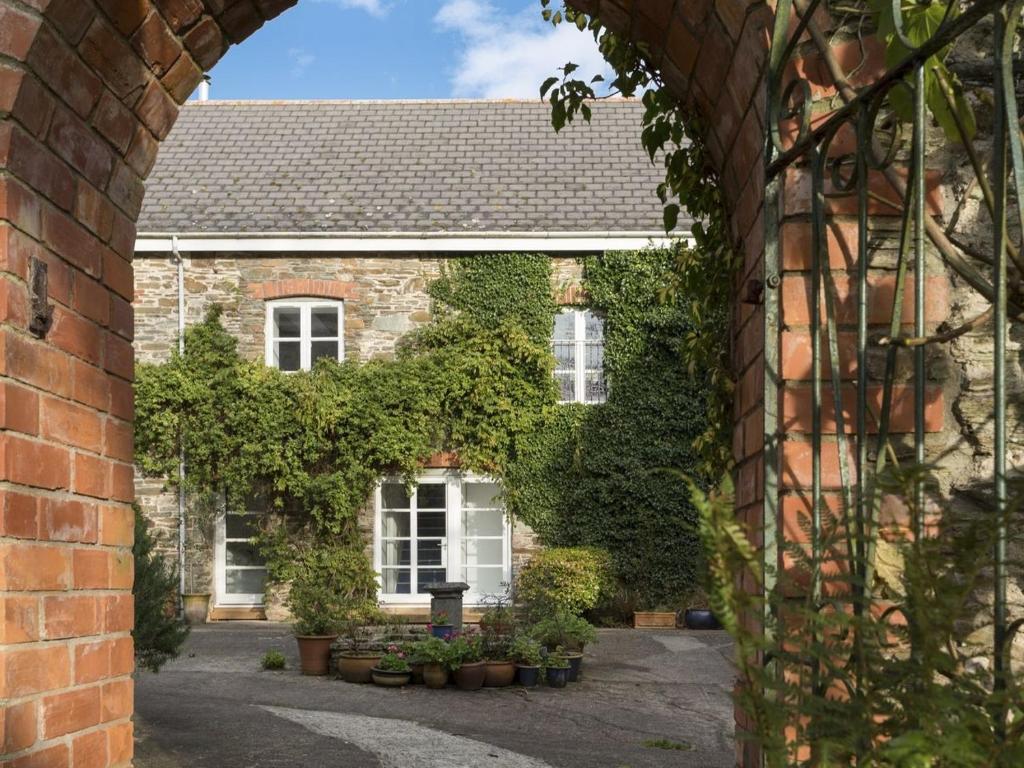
172 235 187 608
135 231 688 253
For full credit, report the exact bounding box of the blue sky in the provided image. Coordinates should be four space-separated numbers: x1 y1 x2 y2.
202 0 613 101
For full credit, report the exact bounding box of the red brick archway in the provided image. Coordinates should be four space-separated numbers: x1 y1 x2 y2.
0 2 769 765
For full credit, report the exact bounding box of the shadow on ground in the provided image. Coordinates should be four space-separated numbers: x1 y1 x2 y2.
134 622 735 768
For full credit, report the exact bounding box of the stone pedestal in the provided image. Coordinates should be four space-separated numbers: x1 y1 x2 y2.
427 582 470 632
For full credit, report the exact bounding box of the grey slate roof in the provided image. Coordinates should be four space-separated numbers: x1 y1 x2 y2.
137 99 682 235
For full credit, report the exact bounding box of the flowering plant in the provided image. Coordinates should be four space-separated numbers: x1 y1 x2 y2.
377 644 411 672
448 633 484 667
430 610 451 625
410 636 458 670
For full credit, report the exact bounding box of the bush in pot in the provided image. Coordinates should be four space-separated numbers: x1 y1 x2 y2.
509 634 544 688
262 524 379 677
372 644 412 687
411 635 455 689
531 611 597 682
480 602 516 687
449 633 486 691
337 607 388 683
545 647 571 688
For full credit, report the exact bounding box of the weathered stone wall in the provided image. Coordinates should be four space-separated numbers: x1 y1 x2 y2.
133 251 575 608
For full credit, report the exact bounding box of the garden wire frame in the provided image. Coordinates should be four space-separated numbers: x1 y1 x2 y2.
762 0 1022 755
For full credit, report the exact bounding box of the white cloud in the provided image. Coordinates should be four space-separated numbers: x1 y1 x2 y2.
435 0 613 99
288 47 316 77
314 0 390 17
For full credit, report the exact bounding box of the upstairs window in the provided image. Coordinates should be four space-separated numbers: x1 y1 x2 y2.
265 299 344 372
552 309 606 404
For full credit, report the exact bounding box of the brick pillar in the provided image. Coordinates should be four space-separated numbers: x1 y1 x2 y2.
0 2 298 766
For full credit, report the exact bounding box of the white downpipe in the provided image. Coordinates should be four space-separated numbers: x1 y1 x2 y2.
173 236 187 609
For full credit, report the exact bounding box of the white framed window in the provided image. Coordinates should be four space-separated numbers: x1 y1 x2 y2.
552 308 607 404
264 299 344 372
214 502 268 607
374 471 510 605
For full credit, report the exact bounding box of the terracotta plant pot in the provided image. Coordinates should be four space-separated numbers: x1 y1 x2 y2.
564 652 584 682
516 664 541 688
338 652 383 684
422 662 449 689
182 593 210 625
633 611 676 628
295 635 337 676
484 660 516 687
371 668 411 687
453 661 486 691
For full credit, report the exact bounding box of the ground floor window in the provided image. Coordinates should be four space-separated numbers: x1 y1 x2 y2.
375 472 509 604
214 506 268 606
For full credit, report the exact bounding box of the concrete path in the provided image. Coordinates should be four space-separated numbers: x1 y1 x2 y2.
134 622 735 768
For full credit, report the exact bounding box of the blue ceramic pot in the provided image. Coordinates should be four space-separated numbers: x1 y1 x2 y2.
431 624 454 640
565 653 583 682
684 609 722 630
516 665 540 687
546 666 569 688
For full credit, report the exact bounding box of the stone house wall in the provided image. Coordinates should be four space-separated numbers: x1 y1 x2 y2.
132 251 580 611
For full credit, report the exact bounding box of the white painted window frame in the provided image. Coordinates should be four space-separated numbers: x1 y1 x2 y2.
373 470 511 606
553 308 606 405
264 298 345 371
213 505 268 607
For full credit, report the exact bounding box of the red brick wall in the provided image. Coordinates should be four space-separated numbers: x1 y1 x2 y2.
0 2 301 766
0 1 783 766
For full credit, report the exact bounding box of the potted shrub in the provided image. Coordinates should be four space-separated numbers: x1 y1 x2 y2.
545 647 571 688
372 644 412 687
480 602 516 687
449 634 486 691
683 589 722 630
411 635 454 689
288 568 350 676
531 611 597 682
337 609 385 684
429 610 454 640
509 634 544 688
265 527 380 677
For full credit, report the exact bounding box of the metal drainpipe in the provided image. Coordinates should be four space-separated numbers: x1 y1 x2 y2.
172 236 187 612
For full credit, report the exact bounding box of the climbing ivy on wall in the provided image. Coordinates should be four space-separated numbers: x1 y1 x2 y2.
504 250 714 607
135 251 720 608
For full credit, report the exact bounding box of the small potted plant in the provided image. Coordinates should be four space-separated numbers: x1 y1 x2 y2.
449 633 486 691
480 602 516 687
509 634 544 688
545 647 571 688
429 610 454 640
531 611 597 682
682 589 721 630
411 635 454 689
372 644 412 687
288 571 347 676
337 609 384 684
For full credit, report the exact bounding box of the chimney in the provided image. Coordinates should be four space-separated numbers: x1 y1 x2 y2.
197 76 211 102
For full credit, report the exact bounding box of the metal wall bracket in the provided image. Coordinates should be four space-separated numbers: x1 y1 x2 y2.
28 257 53 339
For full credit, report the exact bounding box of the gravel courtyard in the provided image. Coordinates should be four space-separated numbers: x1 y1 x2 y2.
134 623 735 768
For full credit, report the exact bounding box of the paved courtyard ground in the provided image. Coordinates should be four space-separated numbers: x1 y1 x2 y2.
134 622 735 768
